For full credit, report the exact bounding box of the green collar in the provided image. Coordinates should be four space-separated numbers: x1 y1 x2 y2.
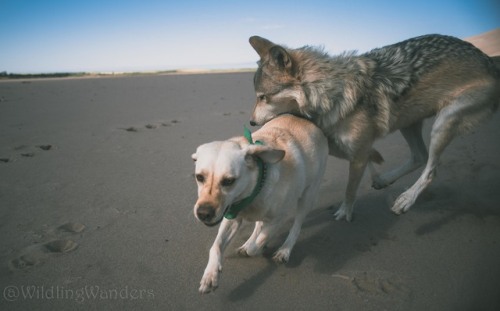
224 127 267 220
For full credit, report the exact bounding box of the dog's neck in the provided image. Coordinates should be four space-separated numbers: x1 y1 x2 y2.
224 156 267 220
224 127 267 219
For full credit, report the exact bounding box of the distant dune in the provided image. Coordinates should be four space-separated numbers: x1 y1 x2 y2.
465 28 500 56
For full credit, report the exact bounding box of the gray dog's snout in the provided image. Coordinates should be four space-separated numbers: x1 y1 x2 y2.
196 204 215 222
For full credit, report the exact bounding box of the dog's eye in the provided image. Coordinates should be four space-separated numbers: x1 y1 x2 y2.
195 174 205 183
258 95 267 102
221 177 236 187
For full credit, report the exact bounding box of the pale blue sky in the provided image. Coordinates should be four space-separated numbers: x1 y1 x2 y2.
1 0 499 73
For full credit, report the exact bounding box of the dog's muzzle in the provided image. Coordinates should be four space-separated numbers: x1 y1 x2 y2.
195 204 228 227
196 204 215 222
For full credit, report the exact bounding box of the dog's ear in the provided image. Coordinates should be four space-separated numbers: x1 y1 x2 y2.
245 145 285 164
249 36 275 58
250 36 293 75
191 153 197 162
269 45 293 73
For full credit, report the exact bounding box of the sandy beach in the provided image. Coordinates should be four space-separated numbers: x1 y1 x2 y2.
1 71 499 310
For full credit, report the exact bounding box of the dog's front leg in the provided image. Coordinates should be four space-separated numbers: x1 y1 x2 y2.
238 221 263 256
334 158 368 221
199 218 241 294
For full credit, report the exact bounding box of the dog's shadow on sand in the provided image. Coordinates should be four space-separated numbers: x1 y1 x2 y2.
226 174 500 302
227 189 399 301
226 258 279 301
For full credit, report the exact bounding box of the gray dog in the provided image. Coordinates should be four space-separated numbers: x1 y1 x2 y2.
249 34 500 221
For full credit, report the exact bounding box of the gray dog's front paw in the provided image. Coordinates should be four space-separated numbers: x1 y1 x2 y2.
334 202 353 222
372 175 393 190
272 248 290 263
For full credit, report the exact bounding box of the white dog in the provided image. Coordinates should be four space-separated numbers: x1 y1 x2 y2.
192 114 328 293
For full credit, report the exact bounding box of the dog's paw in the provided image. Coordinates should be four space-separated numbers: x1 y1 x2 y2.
199 266 222 294
237 243 262 257
333 203 353 222
272 249 290 264
371 175 393 190
199 269 220 294
391 191 416 215
237 246 250 257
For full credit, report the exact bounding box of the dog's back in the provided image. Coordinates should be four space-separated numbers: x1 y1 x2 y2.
252 114 328 186
366 34 498 81
363 35 499 130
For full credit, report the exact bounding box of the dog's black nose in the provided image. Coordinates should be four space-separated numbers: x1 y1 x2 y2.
196 204 215 222
249 120 257 126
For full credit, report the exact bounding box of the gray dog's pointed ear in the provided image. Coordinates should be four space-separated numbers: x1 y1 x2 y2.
250 36 293 74
249 36 275 58
269 45 292 73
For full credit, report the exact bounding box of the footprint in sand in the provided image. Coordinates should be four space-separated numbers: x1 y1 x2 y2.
37 144 53 151
333 271 411 301
120 119 180 133
44 239 79 253
10 248 49 269
1 144 54 163
124 126 139 132
58 222 86 233
9 222 85 270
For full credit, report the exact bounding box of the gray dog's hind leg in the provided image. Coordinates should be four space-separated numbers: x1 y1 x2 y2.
392 84 498 214
372 121 428 189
